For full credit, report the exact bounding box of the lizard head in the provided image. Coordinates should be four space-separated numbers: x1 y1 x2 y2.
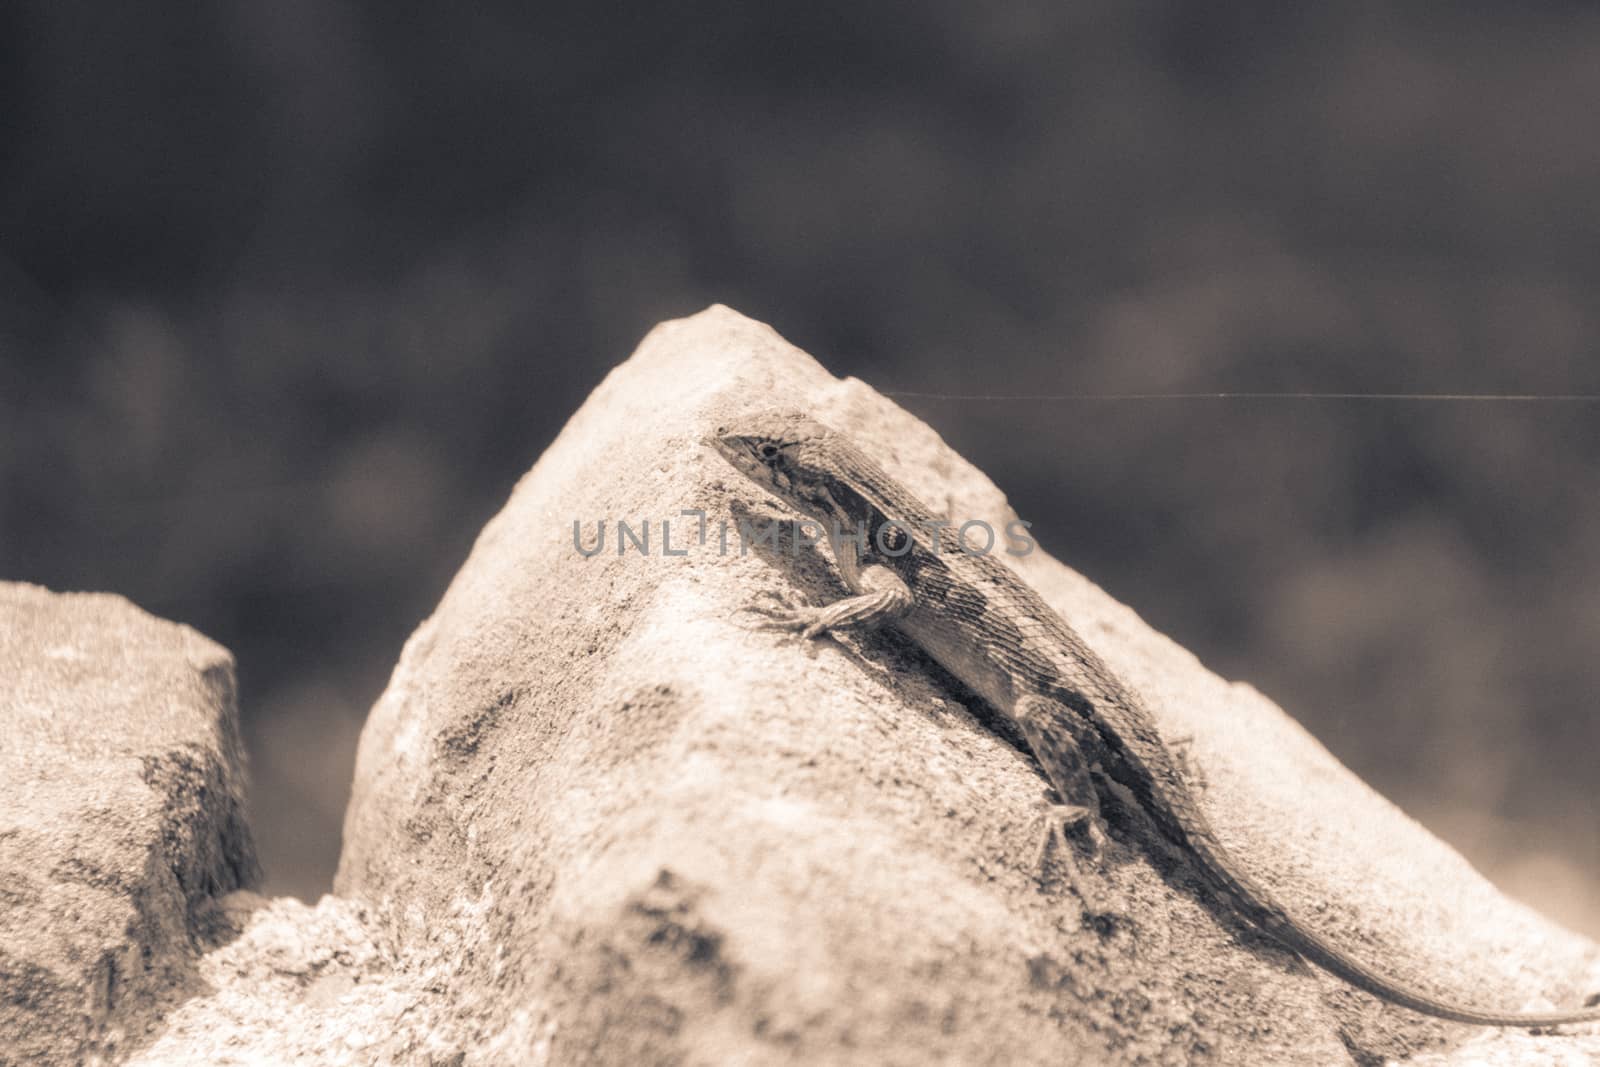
706 409 845 521
708 409 924 546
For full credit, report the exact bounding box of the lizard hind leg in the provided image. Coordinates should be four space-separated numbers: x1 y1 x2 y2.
1032 795 1107 915
1015 694 1113 916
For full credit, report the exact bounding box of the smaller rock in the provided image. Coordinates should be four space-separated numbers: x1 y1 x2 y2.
0 583 259 1067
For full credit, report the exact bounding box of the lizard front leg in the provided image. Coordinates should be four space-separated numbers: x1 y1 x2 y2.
741 562 913 640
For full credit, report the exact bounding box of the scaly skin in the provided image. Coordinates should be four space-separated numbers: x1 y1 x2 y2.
709 408 1600 1028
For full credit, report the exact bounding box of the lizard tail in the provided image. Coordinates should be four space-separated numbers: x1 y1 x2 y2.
1192 833 1600 1027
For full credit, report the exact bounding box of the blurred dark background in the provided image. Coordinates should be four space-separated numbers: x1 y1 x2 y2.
2 4 1597 934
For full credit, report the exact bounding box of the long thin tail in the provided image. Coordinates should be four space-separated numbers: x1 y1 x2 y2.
1189 831 1600 1027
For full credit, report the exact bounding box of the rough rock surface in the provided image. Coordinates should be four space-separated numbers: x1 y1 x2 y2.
7 306 1599 1065
330 305 1599 1064
0 583 258 1066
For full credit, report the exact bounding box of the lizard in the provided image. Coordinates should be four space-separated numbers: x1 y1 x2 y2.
706 407 1600 1029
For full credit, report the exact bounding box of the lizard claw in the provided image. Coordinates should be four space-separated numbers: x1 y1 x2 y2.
739 588 807 614
1166 734 1210 793
735 589 822 635
1033 800 1112 917
746 611 810 633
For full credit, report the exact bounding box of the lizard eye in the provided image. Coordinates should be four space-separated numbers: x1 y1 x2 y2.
757 442 780 460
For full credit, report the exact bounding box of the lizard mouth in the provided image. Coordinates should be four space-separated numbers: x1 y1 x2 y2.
705 434 757 477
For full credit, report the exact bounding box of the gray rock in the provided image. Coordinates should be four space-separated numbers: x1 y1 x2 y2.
12 306 1600 1064
0 583 257 1066
329 305 1599 1064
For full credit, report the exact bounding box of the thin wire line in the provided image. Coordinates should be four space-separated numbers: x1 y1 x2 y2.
881 390 1600 402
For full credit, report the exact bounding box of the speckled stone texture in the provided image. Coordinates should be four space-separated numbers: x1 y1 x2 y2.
7 307 1599 1065
331 305 1600 1064
0 583 257 1065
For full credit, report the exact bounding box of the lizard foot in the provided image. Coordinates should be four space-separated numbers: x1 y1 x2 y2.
1166 733 1209 793
736 589 832 640
736 568 914 643
1033 797 1112 918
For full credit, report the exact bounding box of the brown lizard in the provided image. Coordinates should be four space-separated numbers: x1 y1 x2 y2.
708 408 1600 1028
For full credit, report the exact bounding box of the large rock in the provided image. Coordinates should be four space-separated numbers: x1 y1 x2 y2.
9 306 1598 1064
0 583 257 1066
331 305 1600 1064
